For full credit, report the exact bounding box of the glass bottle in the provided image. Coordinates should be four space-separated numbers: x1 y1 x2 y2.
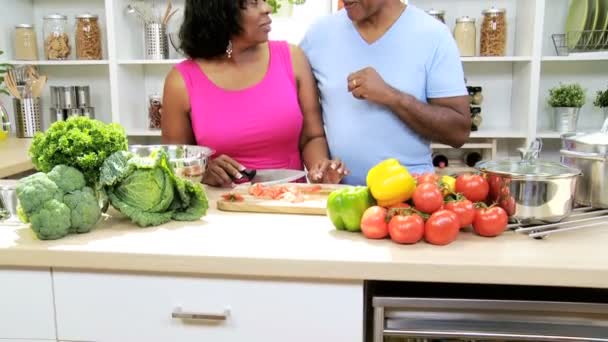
43 14 70 60
454 16 476 57
480 7 507 57
75 13 102 60
14 24 38 61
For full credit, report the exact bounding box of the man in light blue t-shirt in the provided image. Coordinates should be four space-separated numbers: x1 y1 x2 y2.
300 0 470 185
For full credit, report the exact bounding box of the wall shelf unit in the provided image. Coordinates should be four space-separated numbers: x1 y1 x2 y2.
0 0 606 163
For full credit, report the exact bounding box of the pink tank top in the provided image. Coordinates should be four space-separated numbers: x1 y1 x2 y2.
175 41 304 171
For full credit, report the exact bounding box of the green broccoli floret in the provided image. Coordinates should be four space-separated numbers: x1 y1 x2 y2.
29 199 71 240
15 165 102 240
64 187 101 233
48 165 86 193
15 172 63 215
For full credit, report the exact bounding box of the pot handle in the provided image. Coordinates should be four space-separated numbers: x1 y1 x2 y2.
560 149 607 161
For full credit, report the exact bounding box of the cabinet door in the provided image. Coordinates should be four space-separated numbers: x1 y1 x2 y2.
0 269 56 339
54 271 363 342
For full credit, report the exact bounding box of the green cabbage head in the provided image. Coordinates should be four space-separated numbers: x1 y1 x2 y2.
99 150 208 227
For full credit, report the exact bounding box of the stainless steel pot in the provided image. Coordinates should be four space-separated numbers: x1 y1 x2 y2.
560 118 608 208
476 139 582 224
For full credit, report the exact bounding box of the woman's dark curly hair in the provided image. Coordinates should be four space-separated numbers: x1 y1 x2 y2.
179 0 248 59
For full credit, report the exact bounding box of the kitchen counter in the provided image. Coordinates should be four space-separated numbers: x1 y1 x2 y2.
1 187 607 289
0 137 33 178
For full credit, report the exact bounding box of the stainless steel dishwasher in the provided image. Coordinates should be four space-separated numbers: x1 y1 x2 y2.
366 282 608 342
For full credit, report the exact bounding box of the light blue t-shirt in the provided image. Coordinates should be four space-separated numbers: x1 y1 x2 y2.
300 5 467 185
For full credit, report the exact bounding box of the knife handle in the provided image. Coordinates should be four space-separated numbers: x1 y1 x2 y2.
233 168 256 184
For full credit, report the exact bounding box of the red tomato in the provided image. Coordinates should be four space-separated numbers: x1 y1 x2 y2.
444 199 475 229
360 206 389 239
499 196 516 216
417 173 440 185
388 214 425 244
487 175 502 201
412 183 443 214
387 202 411 210
473 206 508 237
424 210 460 246
455 174 490 203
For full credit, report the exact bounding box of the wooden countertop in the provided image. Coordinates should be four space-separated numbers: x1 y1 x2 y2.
1 186 607 288
0 138 33 178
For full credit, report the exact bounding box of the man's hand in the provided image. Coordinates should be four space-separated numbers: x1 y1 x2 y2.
307 158 349 184
347 67 395 105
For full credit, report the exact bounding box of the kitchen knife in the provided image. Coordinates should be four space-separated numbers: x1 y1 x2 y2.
234 169 307 185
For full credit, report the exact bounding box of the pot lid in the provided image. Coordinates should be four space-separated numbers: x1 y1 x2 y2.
476 159 581 178
565 118 608 145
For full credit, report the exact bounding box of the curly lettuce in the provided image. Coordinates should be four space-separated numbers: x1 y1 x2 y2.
29 116 128 186
99 150 209 227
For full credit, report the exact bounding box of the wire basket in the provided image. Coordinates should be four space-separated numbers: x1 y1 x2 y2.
552 30 608 56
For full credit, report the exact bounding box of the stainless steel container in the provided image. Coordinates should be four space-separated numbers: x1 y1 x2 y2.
144 22 169 60
50 86 66 108
76 85 91 108
63 86 77 109
80 106 95 118
553 107 581 133
476 140 582 224
49 107 65 123
13 97 42 138
560 118 608 208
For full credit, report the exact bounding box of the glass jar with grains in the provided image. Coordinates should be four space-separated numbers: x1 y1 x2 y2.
14 24 39 61
454 16 476 57
43 14 70 60
75 13 102 60
480 7 507 56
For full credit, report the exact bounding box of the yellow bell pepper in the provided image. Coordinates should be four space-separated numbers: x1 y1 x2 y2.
366 158 416 207
440 175 456 197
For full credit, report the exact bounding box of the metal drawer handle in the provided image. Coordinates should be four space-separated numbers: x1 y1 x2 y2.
172 307 230 321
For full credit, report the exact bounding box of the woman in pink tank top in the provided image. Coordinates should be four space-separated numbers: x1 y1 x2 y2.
161 0 348 187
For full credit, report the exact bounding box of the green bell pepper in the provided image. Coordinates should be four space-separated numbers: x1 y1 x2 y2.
326 186 375 232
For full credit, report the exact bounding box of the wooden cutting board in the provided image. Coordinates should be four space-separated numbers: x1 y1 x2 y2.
216 184 348 215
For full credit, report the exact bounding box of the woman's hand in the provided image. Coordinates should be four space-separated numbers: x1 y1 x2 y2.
203 154 245 187
308 159 349 184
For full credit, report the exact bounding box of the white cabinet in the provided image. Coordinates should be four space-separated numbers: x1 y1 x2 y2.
0 268 56 340
53 271 363 342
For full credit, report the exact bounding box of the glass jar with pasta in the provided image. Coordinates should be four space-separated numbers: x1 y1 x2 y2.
43 14 70 60
75 13 102 60
480 7 507 57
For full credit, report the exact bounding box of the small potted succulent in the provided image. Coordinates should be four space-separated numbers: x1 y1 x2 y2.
594 86 608 122
547 83 586 133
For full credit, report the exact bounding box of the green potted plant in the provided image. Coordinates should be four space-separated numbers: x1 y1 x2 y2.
269 0 306 17
594 86 608 122
547 82 586 133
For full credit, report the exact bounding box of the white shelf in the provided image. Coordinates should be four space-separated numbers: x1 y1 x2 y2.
537 131 562 139
469 130 527 138
6 60 109 66
542 55 608 62
118 59 185 65
461 56 532 62
127 129 162 137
